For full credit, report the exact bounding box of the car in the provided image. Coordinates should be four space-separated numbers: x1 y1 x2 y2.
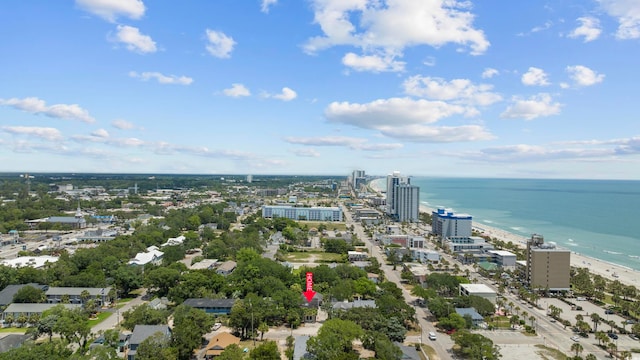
605 309 615 314
570 336 580 342
629 334 639 341
428 332 437 341
608 333 619 340
626 319 636 324
212 323 222 331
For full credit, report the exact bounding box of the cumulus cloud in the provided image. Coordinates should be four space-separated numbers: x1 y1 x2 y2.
501 93 562 120
566 65 605 87
568 17 602 42
403 75 502 106
261 0 277 13
521 67 550 86
205 29 236 58
129 71 193 85
91 128 109 138
223 83 251 97
597 0 640 39
111 119 137 130
304 0 489 66
76 0 145 22
378 124 494 142
2 126 64 141
291 148 320 157
0 97 95 123
481 68 499 79
265 87 297 101
113 25 157 53
326 97 467 129
342 52 405 72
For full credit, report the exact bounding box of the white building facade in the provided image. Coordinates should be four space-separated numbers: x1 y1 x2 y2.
431 208 472 238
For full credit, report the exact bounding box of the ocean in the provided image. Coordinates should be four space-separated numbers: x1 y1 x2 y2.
372 177 640 271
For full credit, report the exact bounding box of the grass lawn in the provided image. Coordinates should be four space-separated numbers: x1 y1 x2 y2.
87 311 112 327
534 344 567 360
419 344 437 360
0 328 27 333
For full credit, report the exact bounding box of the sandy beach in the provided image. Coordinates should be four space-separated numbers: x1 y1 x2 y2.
368 179 640 288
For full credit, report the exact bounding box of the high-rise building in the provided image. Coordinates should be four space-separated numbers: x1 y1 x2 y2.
431 208 472 238
351 170 366 191
386 171 419 222
525 234 570 291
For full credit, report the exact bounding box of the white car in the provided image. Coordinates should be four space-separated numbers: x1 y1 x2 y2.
212 323 222 331
570 336 580 342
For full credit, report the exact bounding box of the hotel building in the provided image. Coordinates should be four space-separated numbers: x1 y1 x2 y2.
261 205 342 222
525 234 570 291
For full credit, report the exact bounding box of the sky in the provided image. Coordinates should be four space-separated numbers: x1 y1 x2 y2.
1 0 640 179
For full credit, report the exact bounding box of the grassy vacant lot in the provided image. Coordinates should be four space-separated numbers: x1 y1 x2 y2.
533 344 567 360
284 251 344 263
299 221 347 231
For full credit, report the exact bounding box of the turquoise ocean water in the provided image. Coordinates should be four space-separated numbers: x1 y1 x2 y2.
372 177 640 271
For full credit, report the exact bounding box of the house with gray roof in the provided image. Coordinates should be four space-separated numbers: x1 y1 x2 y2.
216 260 237 275
127 325 171 360
183 298 236 315
455 307 485 327
331 299 377 311
2 303 80 323
0 284 47 306
46 286 112 305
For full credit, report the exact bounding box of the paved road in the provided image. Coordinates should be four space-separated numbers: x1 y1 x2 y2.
342 206 453 360
91 292 146 335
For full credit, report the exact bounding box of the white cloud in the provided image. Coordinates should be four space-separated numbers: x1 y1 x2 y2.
76 0 145 22
597 0 640 39
481 68 499 79
378 124 494 142
113 25 157 53
566 65 605 87
501 93 562 120
0 97 95 123
568 17 602 42
521 67 550 86
403 75 502 106
205 29 236 58
284 136 403 150
342 52 405 72
261 0 277 13
91 128 110 138
269 87 297 101
2 126 64 141
291 148 320 157
326 97 467 129
223 83 251 97
304 0 489 60
111 119 136 130
129 71 193 85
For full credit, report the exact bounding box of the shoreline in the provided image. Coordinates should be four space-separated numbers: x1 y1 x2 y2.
368 179 640 288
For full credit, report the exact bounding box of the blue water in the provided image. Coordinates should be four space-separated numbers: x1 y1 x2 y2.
373 177 640 270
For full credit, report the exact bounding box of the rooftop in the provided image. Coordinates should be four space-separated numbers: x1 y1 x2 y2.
460 283 495 293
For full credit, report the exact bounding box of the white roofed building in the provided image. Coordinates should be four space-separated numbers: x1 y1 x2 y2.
128 247 164 266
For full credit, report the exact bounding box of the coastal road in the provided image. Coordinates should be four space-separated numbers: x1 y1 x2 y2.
342 205 454 360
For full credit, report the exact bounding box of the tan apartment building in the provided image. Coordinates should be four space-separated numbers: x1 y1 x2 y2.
526 234 570 291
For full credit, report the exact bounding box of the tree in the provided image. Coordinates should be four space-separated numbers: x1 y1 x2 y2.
121 304 169 330
451 330 501 360
307 319 364 360
171 304 214 360
571 342 583 357
249 341 280 360
218 344 246 360
590 313 601 332
135 331 177 360
144 267 180 297
438 313 466 331
585 354 597 360
12 285 46 303
258 322 269 341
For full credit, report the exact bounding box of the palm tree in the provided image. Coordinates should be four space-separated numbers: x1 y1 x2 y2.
607 341 617 358
620 351 632 360
529 315 536 328
585 354 596 360
571 342 583 357
590 313 601 332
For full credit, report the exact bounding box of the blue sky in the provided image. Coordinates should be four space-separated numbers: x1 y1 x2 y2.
1 0 639 179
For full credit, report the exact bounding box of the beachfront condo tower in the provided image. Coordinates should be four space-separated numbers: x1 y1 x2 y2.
386 171 419 222
526 234 570 291
431 208 472 238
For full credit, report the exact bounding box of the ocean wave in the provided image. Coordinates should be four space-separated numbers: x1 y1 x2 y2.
483 220 494 224
565 242 579 247
603 250 623 255
629 255 640 259
568 238 574 242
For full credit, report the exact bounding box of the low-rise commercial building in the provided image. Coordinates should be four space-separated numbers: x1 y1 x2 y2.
459 283 497 303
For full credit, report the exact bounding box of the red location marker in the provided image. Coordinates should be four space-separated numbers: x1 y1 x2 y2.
303 272 316 303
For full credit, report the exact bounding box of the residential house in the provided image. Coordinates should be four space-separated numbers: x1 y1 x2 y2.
300 292 323 323
367 273 380 284
455 308 485 327
183 298 236 315
1 256 59 269
0 284 48 307
348 251 368 262
2 303 80 323
128 246 164 266
216 261 237 276
204 332 240 359
161 235 185 247
189 259 218 270
127 325 171 360
331 299 376 311
46 287 112 305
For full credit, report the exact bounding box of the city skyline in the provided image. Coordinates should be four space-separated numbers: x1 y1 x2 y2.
2 1 640 179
